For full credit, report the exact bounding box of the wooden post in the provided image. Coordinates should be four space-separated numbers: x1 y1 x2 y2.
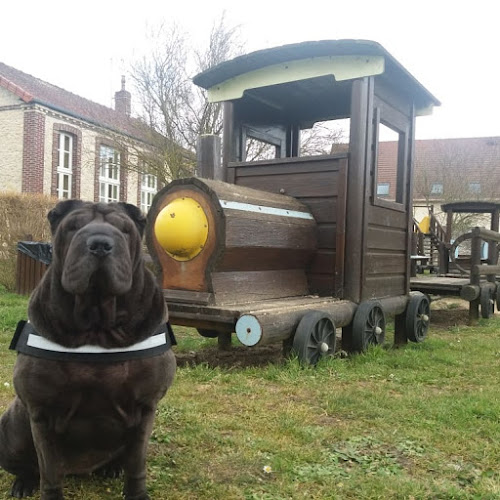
439 242 449 274
196 135 222 180
445 210 453 243
469 228 481 324
344 78 370 303
221 101 234 182
410 232 417 277
488 208 499 272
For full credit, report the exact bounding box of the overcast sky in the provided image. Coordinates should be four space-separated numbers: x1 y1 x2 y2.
2 0 499 140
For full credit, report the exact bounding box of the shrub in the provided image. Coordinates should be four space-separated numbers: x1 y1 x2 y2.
0 192 56 291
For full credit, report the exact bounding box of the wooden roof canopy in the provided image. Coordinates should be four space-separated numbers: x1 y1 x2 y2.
193 39 441 128
441 201 500 214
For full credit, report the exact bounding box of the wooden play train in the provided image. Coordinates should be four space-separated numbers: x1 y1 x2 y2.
146 40 442 364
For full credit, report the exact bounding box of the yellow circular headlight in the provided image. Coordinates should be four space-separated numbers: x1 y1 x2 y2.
154 197 209 261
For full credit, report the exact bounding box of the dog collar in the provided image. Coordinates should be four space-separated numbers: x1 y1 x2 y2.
10 320 176 363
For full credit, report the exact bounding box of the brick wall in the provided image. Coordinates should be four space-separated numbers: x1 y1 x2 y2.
0 107 24 191
22 108 45 193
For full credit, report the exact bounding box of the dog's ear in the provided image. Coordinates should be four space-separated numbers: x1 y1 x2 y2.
47 199 85 234
119 202 146 238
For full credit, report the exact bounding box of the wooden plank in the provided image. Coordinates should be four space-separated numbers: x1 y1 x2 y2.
164 289 213 305
230 153 347 170
211 269 309 305
308 250 336 275
317 224 336 249
218 248 314 272
368 205 407 228
236 170 339 198
225 215 317 250
363 275 406 299
15 251 23 295
27 255 34 295
307 274 337 296
300 197 338 224
365 253 406 275
366 226 406 251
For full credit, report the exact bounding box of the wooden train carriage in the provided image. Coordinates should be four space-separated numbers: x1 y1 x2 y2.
147 40 440 361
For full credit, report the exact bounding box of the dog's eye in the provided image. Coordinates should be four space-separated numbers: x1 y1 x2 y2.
65 219 84 232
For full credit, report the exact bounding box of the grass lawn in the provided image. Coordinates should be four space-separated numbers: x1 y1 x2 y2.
0 287 499 499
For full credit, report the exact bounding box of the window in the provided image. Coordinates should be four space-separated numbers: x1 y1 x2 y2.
431 182 443 195
56 133 73 199
377 182 390 196
372 103 409 210
140 173 158 213
99 145 120 203
469 182 481 194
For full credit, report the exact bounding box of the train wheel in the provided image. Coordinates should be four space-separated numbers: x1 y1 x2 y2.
351 301 386 352
292 311 336 365
406 293 430 342
480 286 495 319
197 328 219 338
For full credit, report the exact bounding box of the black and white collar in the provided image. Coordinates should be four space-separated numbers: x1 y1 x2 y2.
10 320 176 363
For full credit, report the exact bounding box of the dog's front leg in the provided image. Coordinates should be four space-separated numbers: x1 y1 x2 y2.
29 418 64 500
122 406 156 500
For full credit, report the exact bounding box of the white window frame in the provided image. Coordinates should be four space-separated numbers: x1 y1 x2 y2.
56 133 73 199
377 182 390 196
99 145 121 203
469 182 481 194
431 182 443 195
140 173 158 213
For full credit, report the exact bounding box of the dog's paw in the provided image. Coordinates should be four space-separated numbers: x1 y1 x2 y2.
93 460 123 479
123 495 150 500
10 475 38 498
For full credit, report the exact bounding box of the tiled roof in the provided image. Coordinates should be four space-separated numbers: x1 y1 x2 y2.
0 62 151 143
378 137 500 200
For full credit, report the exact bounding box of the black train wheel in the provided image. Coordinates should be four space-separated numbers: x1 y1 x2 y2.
197 328 219 338
480 286 495 319
351 301 386 353
406 293 430 342
292 311 336 365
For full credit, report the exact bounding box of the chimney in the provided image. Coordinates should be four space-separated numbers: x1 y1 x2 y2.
114 75 131 116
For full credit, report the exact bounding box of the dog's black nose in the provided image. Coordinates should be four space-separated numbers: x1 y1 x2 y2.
86 235 114 257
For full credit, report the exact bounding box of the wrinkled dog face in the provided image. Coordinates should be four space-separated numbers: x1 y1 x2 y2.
49 201 145 297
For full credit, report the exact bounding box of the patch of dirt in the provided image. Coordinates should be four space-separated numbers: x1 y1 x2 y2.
430 308 470 326
174 344 286 369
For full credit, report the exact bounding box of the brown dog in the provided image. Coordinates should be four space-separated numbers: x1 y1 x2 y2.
0 200 176 499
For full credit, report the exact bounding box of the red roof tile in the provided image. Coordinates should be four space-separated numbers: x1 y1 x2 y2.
0 62 151 143
378 137 500 200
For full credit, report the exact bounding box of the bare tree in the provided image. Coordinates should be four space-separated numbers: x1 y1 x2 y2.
127 14 241 184
300 121 347 156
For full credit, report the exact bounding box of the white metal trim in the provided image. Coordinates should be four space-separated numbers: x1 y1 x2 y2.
220 199 313 220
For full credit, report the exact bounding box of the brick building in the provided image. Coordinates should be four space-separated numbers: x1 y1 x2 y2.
377 136 500 221
0 62 159 212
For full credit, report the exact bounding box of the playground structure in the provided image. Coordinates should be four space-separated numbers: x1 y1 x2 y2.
410 201 500 322
146 40 442 364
